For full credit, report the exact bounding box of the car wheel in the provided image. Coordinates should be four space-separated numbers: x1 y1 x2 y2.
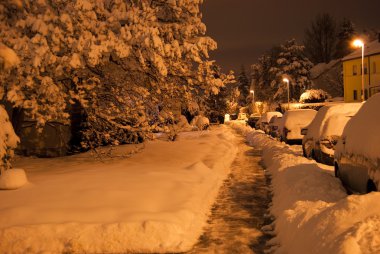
302 147 307 157
311 150 316 161
367 180 377 193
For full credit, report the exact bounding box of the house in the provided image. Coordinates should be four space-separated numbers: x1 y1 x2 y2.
342 36 380 102
310 59 343 98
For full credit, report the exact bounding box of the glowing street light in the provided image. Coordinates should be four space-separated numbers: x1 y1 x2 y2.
283 77 290 109
353 39 365 101
250 89 255 114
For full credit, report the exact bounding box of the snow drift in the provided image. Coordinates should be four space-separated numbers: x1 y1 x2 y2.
0 126 237 253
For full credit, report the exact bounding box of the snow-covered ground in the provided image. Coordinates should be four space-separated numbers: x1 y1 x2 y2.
0 126 237 254
228 121 380 254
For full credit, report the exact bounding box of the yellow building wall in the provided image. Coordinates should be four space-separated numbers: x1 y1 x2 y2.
369 54 380 95
343 54 380 102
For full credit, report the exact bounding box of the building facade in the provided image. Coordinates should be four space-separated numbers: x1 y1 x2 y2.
342 38 380 102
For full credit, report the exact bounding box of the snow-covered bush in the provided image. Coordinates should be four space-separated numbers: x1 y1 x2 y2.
299 89 330 103
191 115 210 131
0 105 27 190
176 115 192 132
0 106 19 170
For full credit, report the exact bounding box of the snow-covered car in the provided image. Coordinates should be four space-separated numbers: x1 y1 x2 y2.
238 112 248 121
280 109 317 144
268 115 283 138
257 111 283 133
302 103 362 165
334 94 380 193
246 114 260 128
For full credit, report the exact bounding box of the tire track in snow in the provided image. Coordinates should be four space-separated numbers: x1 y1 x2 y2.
187 135 274 254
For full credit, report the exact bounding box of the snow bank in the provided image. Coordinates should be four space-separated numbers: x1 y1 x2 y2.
0 126 237 253
229 121 380 254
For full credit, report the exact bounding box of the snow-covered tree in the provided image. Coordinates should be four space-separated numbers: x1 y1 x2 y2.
250 46 281 103
236 66 250 107
271 39 314 101
204 63 235 121
250 40 313 103
0 0 229 151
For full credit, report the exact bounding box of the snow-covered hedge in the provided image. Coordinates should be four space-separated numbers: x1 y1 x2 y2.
299 89 330 103
228 121 380 254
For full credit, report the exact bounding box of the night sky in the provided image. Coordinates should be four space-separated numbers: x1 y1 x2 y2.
201 0 380 73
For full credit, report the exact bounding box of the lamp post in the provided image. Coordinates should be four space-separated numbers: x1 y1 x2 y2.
283 78 290 109
250 89 255 114
353 39 365 101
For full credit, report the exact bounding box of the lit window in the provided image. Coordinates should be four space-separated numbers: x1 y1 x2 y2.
353 65 357 75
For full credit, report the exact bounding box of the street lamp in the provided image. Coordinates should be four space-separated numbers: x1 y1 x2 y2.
353 39 365 101
283 77 290 109
250 90 255 114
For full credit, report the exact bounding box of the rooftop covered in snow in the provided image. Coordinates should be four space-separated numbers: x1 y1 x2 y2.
342 39 380 61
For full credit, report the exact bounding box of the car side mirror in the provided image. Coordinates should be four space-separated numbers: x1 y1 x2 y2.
301 128 308 135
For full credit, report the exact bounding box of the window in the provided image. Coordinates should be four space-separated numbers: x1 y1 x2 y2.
373 62 377 74
365 89 368 100
353 90 358 100
353 65 357 75
360 64 368 74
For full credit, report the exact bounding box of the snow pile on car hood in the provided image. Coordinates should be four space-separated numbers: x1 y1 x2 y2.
229 122 380 254
306 103 362 141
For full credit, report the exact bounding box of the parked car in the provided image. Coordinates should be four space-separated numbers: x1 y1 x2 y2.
257 111 283 133
238 112 248 121
246 114 261 128
334 94 380 193
302 103 362 165
280 109 317 144
230 113 238 120
268 115 283 138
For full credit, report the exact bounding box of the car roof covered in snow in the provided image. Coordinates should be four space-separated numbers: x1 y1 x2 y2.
337 93 380 161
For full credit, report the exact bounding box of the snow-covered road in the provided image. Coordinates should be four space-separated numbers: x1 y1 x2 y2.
188 134 273 254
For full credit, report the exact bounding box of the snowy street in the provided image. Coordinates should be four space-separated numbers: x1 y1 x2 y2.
188 134 272 254
229 121 380 254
